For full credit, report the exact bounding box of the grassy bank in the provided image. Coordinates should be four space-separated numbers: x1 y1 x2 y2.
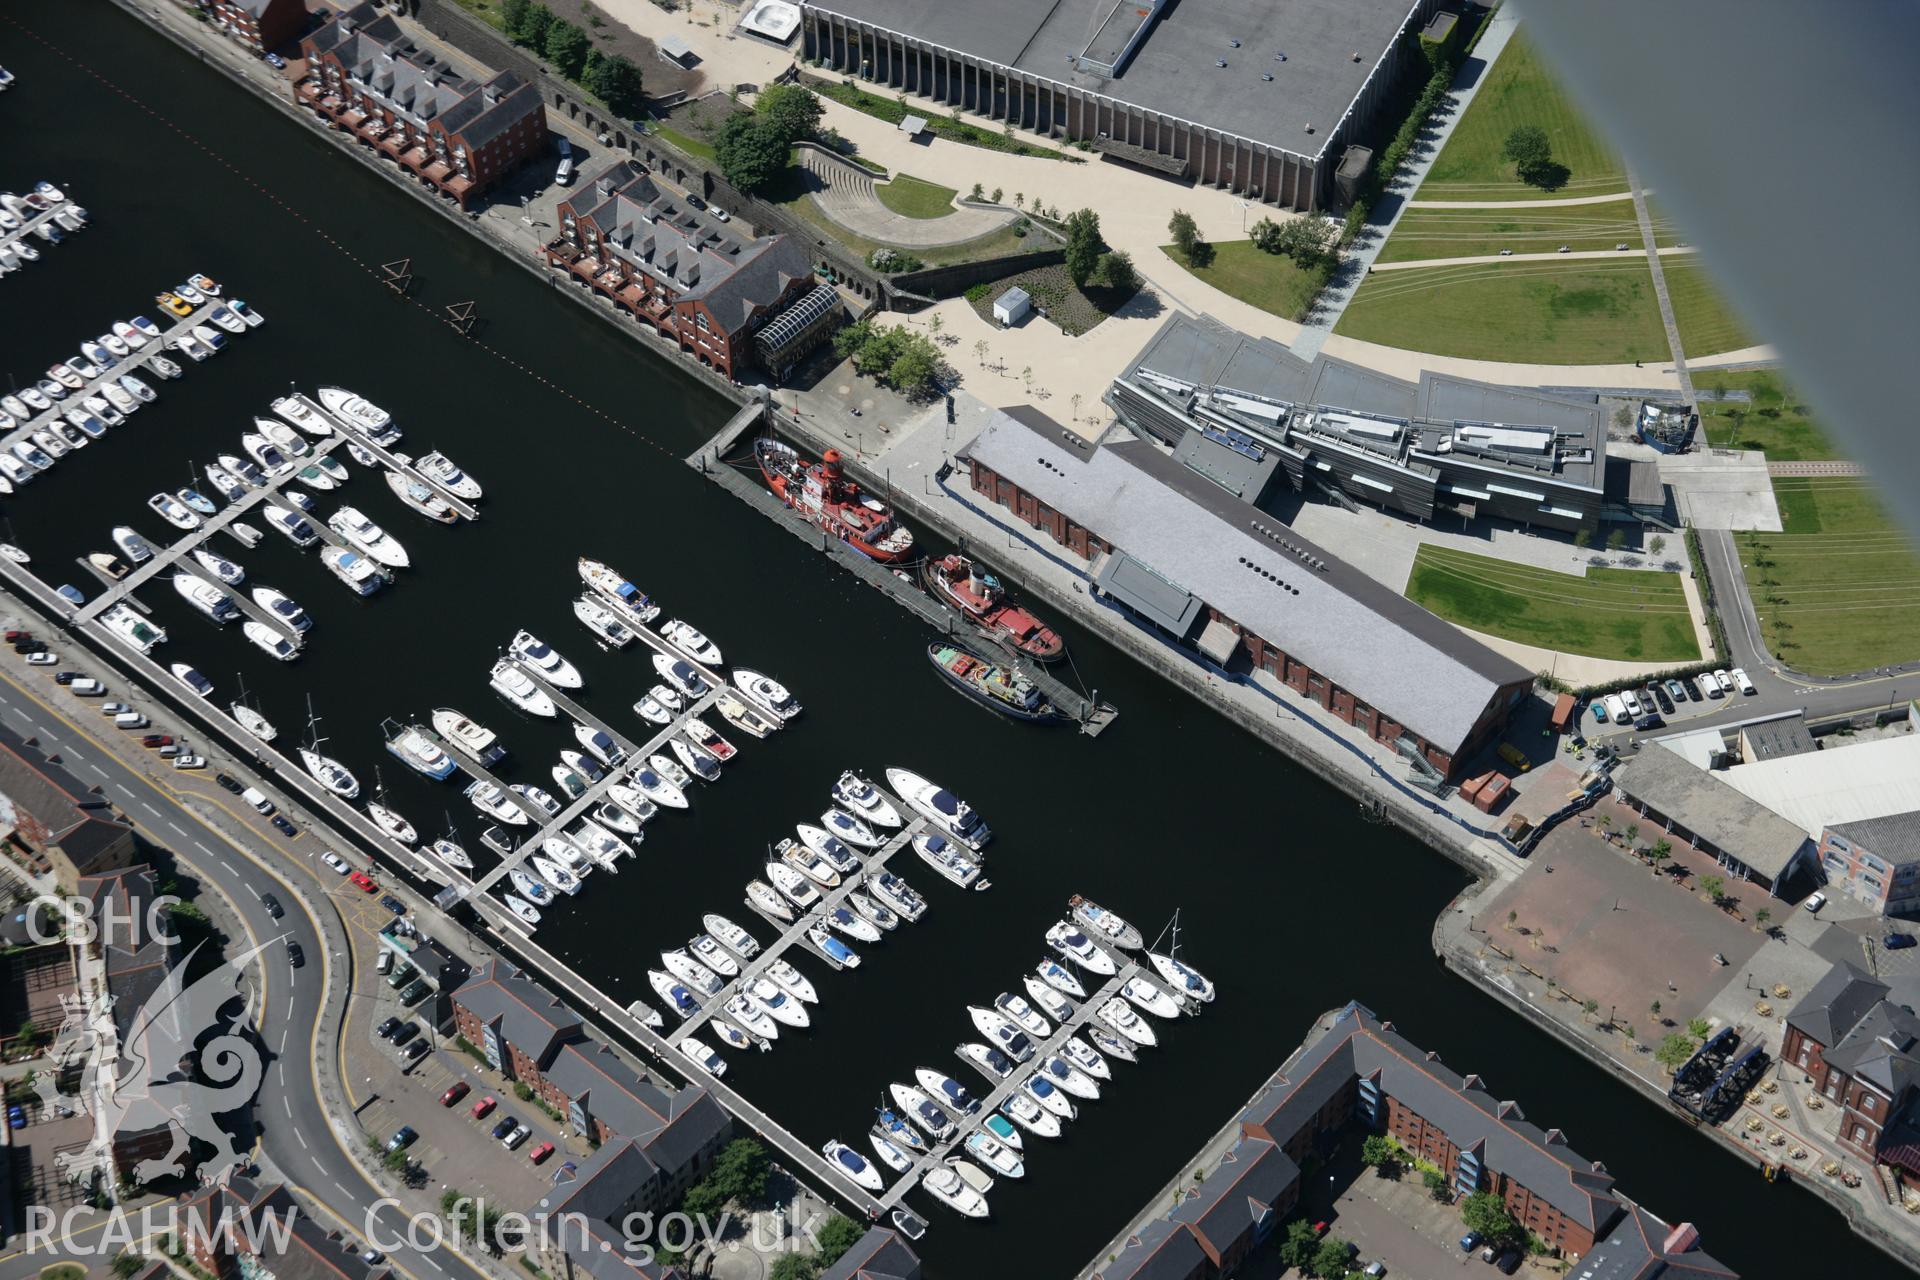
1407 545 1699 661
1160 241 1330 323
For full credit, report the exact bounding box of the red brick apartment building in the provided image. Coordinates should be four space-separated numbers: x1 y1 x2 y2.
1097 1003 1734 1279
962 406 1533 781
296 2 546 208
1782 963 1920 1171
209 0 307 54
545 160 841 382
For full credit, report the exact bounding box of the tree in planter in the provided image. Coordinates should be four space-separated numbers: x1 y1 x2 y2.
1573 527 1592 549
1063 208 1106 286
1687 1017 1712 1041
1582 998 1600 1022
1595 813 1613 839
1095 248 1138 293
545 20 592 79
1649 998 1662 1022
1650 838 1672 870
1655 1032 1696 1071
1700 874 1726 905
1650 534 1667 557
1755 907 1773 932
1606 528 1627 552
1624 823 1640 848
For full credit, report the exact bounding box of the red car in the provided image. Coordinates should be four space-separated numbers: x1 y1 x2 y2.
348 872 378 892
528 1141 555 1165
440 1082 470 1107
470 1095 497 1120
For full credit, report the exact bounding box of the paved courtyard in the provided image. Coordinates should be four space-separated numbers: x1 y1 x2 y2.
1657 450 1784 532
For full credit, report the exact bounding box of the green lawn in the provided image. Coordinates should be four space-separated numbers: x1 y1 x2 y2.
1662 258 1758 356
875 174 958 219
1420 33 1627 202
1159 241 1330 323
1406 546 1700 662
1336 260 1667 364
1692 370 1833 458
811 81 1071 159
1739 480 1920 673
1374 205 1675 264
762 166 1036 267
653 124 716 165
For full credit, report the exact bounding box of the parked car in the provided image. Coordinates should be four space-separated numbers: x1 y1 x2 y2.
264 52 287 70
270 815 297 837
490 1116 517 1141
1590 702 1609 724
70 678 105 695
376 951 394 975
286 941 305 968
54 671 79 685
1651 684 1675 714
1666 678 1690 702
140 734 175 748
399 978 431 1006
7 1104 26 1129
390 1022 419 1046
1732 667 1757 695
685 193 707 211
241 786 274 813
502 1124 530 1151
1886 934 1917 950
349 872 378 892
1496 1250 1522 1275
1634 713 1664 731
386 962 416 990
216 772 245 793
442 1082 471 1107
401 1038 430 1063
377 1017 403 1040
379 894 406 915
529 1141 556 1164
172 754 206 770
1363 1264 1385 1279
1712 669 1735 694
1804 893 1828 914
24 652 56 666
385 1126 417 1153
261 893 283 919
1699 673 1723 699
1460 1232 1482 1253
322 851 350 874
114 712 149 730
472 1095 497 1120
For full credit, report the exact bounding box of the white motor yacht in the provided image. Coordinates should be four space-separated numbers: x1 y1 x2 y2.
229 299 265 326
101 604 166 653
385 471 457 523
1022 1074 1078 1122
170 663 214 699
823 1141 883 1192
702 914 760 961
112 320 149 349
467 781 529 826
959 1042 1018 1083
252 586 310 633
300 746 360 798
204 464 247 503
731 668 801 720
715 691 779 739
148 493 200 531
886 768 991 850
745 880 795 924
923 1161 991 1218
271 395 334 437
1039 1054 1101 1101
173 573 238 623
650 970 700 1020
100 383 138 416
669 736 720 782
190 549 244 585
573 596 634 647
1149 951 1216 1004
685 719 736 763
172 333 209 363
658 619 722 666
965 1132 1026 1180
111 526 154 564
997 1091 1061 1140
386 725 456 780
1062 1037 1113 1082
433 708 506 766
890 1084 956 1141
1071 896 1145 950
1047 921 1117 975
232 704 276 742
721 996 775 1044
632 691 673 725
328 506 408 568
916 1068 981 1116
678 1038 726 1079
174 487 215 516
573 721 624 768
913 832 983 889
148 355 182 380
577 557 661 625
241 432 294 478
605 784 657 827
647 752 692 790
262 503 318 547
766 958 817 1003
510 630 582 688
82 395 122 426
820 808 880 849
848 891 899 932
868 870 927 922
689 934 739 978
490 660 557 716
118 373 156 403
825 904 881 944
765 862 821 909
745 975 810 1028
531 856 580 896
31 429 67 460
243 620 298 662
509 870 551 904
967 1007 1036 1064
571 821 629 869
317 386 400 441
10 442 53 473
511 784 561 817
295 463 337 492
651 652 709 700
190 324 226 352
1023 976 1076 1025
1036 959 1087 1000
1089 1025 1138 1065
1096 997 1158 1047
503 895 541 927
631 765 687 809
321 546 384 595
661 949 723 997
206 304 246 335
255 417 311 458
414 450 482 500
831 771 903 827
1122 975 1182 1019
994 992 1052 1039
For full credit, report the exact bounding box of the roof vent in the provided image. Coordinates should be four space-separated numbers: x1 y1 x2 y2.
1352 51 1363 62
1304 123 1314 134
1544 1128 1566 1145
1275 51 1287 61
1228 38 1240 48
1215 58 1228 68
1262 72 1273 81
1461 1073 1484 1091
1661 1223 1700 1255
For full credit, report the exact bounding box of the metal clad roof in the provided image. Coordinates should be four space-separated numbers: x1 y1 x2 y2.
1095 551 1205 635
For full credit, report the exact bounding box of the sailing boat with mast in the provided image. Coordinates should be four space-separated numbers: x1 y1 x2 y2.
430 813 473 871
366 767 419 844
297 698 361 800
1146 910 1214 1006
229 672 277 742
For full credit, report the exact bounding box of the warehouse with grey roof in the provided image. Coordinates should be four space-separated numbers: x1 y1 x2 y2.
962 404 1533 781
798 0 1441 209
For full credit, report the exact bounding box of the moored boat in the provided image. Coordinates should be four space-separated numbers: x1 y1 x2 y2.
886 767 991 851
578 557 661 626
927 641 1066 722
754 437 914 561
831 771 902 827
511 630 582 688
1071 895 1144 950
433 707 507 766
922 552 1065 662
490 659 557 716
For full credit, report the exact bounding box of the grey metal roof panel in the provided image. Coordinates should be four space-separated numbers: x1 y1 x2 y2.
1306 354 1418 421
963 408 1531 753
1172 429 1284 500
802 0 1418 158
1830 810 1920 862
1096 551 1205 635
1617 751 1812 880
1129 312 1239 392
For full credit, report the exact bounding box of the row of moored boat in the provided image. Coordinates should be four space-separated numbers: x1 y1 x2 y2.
0 182 86 283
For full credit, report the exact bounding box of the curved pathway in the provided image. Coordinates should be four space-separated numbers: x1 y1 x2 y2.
796 147 1014 247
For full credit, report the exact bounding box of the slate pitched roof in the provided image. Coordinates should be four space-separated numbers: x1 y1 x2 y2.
1568 1205 1739 1280
545 1040 673 1143
1830 810 1920 863
1785 962 1890 1049
1169 1136 1296 1260
79 864 178 1042
1091 1216 1209 1280
817 1227 922 1280
181 1177 394 1280
0 720 134 872
452 960 582 1064
1819 1001 1920 1098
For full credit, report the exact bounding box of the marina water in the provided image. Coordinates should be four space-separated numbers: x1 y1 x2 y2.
0 7 1899 1276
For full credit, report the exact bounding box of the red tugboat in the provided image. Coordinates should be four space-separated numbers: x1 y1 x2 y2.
921 553 1066 662
754 437 915 562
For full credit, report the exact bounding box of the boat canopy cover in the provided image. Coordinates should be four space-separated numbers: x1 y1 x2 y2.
929 789 960 817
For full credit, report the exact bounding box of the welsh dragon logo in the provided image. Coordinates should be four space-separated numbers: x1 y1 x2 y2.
36 938 272 1185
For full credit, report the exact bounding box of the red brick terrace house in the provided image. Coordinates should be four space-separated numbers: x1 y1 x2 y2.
296 2 546 208
1782 962 1920 1172
210 0 308 54
546 159 842 382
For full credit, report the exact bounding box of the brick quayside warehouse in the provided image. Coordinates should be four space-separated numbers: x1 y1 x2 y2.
1097 1003 1737 1279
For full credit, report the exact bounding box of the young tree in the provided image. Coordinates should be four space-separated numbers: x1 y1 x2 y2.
1755 907 1773 931
714 114 788 192
1063 208 1105 286
1013 192 1024 208
586 54 646 116
1249 216 1284 254
1700 874 1726 904
1502 124 1553 184
990 186 1002 203
1169 209 1202 263
1606 528 1627 552
768 1255 817 1280
1361 1134 1399 1170
545 20 592 79
970 182 984 200
1649 998 1663 1019
1573 527 1592 549
1656 1032 1696 1071
1096 249 1138 293
515 2 554 48
1649 534 1667 557
1582 998 1600 1022
1423 1169 1449 1200
1687 1017 1712 1041
1461 1191 1520 1244
973 338 990 366
756 83 823 145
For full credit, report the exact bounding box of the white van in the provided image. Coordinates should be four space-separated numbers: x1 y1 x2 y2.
1731 668 1756 695
555 137 574 186
241 786 275 815
1604 693 1630 723
1698 674 1723 699
113 711 147 729
1713 669 1735 694
70 678 105 695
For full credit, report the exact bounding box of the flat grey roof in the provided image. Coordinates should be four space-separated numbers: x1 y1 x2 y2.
803 0 1420 157
1622 749 1811 881
1173 428 1284 499
964 407 1532 754
1739 716 1817 762
1096 551 1205 635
